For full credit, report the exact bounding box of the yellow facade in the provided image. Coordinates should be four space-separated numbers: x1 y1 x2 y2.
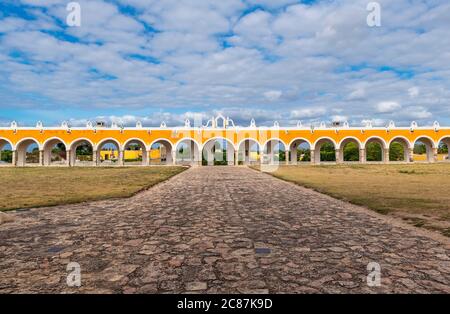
1 117 449 166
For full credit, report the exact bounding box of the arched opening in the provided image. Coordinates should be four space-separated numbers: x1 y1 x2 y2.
150 139 173 165
43 138 67 166
389 138 411 162
70 139 94 166
413 137 435 163
365 138 385 162
16 138 40 166
438 137 450 162
124 139 147 166
97 139 120 166
202 138 235 166
0 139 13 166
238 139 260 165
339 138 360 163
289 139 311 164
263 139 286 164
314 138 336 163
175 139 200 165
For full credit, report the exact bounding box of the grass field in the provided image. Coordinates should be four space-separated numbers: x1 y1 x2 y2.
256 164 450 237
0 166 186 211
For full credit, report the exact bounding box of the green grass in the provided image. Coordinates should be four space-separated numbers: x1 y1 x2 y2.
253 163 450 237
0 166 186 211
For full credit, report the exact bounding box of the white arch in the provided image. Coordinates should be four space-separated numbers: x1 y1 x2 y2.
337 136 362 150
124 137 149 151
437 135 450 145
364 136 388 150
174 137 202 151
0 137 14 150
262 138 288 152
42 137 68 150
149 138 174 151
95 137 121 151
68 138 95 151
15 137 42 150
237 138 260 151
288 137 312 150
312 137 337 151
412 135 437 148
388 136 413 149
203 137 236 151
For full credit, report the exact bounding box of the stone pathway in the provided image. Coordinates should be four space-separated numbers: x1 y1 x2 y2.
0 167 449 293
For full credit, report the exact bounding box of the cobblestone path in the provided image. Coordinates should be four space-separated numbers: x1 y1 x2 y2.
0 166 449 293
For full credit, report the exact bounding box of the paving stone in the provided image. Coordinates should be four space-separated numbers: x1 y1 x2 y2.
0 167 449 293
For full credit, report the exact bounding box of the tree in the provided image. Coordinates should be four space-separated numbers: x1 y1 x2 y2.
389 142 404 161
413 143 426 154
320 142 335 161
366 142 382 161
343 142 359 161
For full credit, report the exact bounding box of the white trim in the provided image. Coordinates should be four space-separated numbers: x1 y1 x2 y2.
149 138 174 151
237 138 260 151
0 137 14 150
337 136 362 149
15 137 41 150
174 137 202 152
412 135 437 148
288 137 312 150
364 136 388 149
437 135 450 144
42 137 68 150
202 137 236 151
95 137 121 151
262 138 288 151
68 138 95 151
388 136 413 149
123 137 149 151
312 137 338 150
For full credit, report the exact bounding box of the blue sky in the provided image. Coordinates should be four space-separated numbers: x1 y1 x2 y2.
0 0 449 127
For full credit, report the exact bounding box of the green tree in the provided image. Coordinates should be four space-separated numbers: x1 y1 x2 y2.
389 142 405 161
343 142 359 161
366 142 382 161
320 142 336 161
0 150 12 163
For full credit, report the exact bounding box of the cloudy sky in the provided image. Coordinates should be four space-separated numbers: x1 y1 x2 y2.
0 0 449 127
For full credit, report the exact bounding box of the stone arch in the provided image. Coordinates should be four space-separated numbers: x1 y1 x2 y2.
364 136 386 162
202 137 236 166
412 136 436 163
96 138 121 165
389 136 412 162
123 138 148 166
262 138 287 164
0 138 13 165
174 138 201 165
42 137 68 166
288 138 312 164
69 138 94 166
338 137 361 163
313 137 337 163
15 137 41 166
150 138 173 165
237 138 260 165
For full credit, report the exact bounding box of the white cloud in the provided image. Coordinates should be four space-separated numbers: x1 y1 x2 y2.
375 101 402 113
263 90 282 101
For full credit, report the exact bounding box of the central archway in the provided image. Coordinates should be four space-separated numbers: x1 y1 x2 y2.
288 138 311 164
262 139 286 165
16 138 40 166
202 138 236 166
237 139 260 165
124 138 147 166
174 138 201 165
96 138 121 166
43 138 67 166
313 138 336 163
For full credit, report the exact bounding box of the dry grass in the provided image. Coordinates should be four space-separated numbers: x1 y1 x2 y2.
0 166 186 211
255 163 450 237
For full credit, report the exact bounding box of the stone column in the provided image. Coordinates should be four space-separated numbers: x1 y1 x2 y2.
310 150 316 164
93 150 98 166
39 150 44 166
172 150 177 165
335 149 341 164
384 149 390 163
285 149 290 165
359 149 366 163
408 148 414 162
12 150 17 166
432 147 438 163
66 150 71 167
119 150 124 166
234 150 238 166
